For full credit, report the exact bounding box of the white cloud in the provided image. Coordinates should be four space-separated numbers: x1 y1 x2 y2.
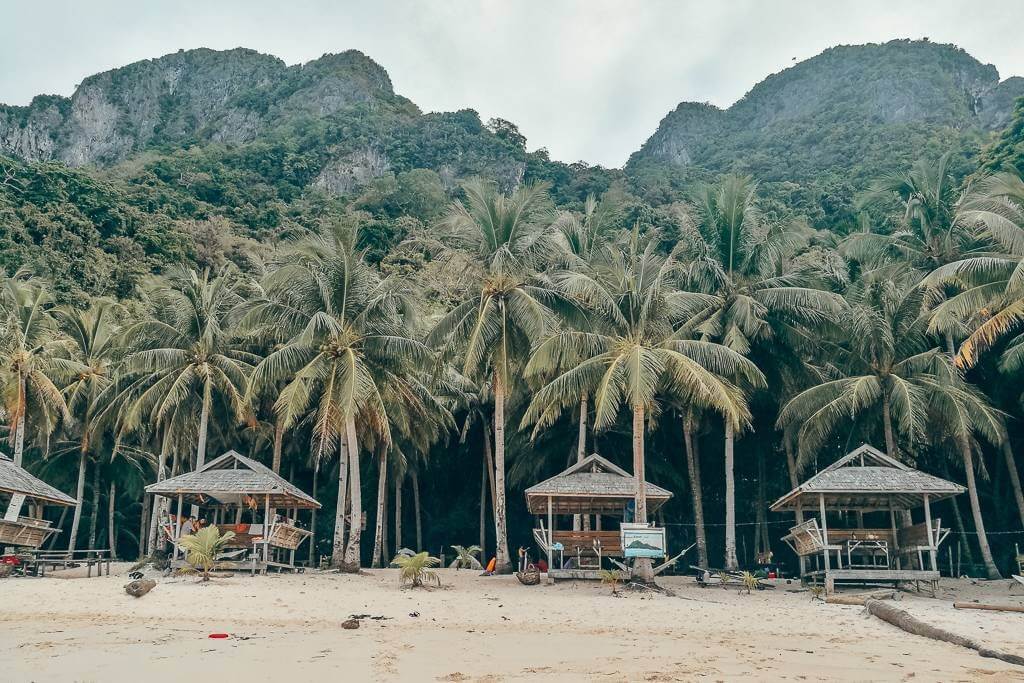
2 0 1022 167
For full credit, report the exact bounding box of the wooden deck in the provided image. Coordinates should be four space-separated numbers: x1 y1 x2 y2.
547 568 607 581
808 568 940 593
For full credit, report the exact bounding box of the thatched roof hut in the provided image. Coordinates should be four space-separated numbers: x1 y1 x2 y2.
525 453 672 515
0 453 77 507
0 452 76 548
770 444 964 512
146 450 320 509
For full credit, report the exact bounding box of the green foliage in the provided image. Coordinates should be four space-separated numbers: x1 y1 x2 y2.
393 551 441 587
177 526 237 581
449 544 482 570
599 569 622 594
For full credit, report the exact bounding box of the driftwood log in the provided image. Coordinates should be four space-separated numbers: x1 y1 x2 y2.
864 599 1024 667
124 578 156 598
825 590 897 606
954 602 1024 613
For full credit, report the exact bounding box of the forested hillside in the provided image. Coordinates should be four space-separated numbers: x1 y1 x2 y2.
3 39 1024 578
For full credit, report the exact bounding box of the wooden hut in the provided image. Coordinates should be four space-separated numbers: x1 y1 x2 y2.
0 453 77 549
770 444 963 593
525 453 672 580
146 450 320 574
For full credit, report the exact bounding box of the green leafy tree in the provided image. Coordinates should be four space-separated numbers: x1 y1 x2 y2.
177 526 237 581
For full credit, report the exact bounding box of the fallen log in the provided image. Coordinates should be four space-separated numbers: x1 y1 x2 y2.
954 602 1024 614
826 590 896 606
124 578 156 598
864 599 1024 667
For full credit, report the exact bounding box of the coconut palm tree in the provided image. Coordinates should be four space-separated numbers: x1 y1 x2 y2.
121 268 255 472
427 179 562 573
246 222 429 571
523 232 764 581
0 277 72 466
673 174 845 569
778 277 1005 579
53 301 122 553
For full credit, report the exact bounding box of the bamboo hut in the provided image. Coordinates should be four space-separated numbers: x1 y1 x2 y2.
525 453 672 580
146 450 320 574
770 444 963 594
0 453 77 549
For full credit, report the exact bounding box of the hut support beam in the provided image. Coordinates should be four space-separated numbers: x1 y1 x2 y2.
546 496 553 573
923 493 937 571
889 499 901 570
819 493 833 593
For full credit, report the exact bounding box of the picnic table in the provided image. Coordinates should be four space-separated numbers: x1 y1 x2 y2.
20 548 113 577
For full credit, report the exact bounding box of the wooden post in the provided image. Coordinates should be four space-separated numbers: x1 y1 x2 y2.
264 494 271 573
174 494 183 561
546 496 553 573
923 494 937 572
819 494 833 594
889 498 901 570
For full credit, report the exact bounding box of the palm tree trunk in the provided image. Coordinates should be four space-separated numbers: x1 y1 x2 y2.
412 470 422 551
682 416 708 569
147 429 172 555
1001 440 1024 530
395 472 403 553
13 376 26 466
342 415 362 571
87 464 100 551
107 481 116 559
68 451 88 553
479 455 487 556
138 491 150 559
784 440 807 576
196 377 212 469
271 416 285 474
881 393 896 458
959 434 1002 579
309 464 319 567
330 437 348 568
632 404 654 582
46 507 68 550
724 422 738 571
492 371 511 573
372 451 388 568
575 395 588 531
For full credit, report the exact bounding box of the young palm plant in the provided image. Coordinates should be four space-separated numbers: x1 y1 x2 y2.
177 526 237 581
393 550 441 588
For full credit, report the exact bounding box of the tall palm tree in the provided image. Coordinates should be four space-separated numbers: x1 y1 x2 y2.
674 174 844 568
778 277 1005 579
523 232 764 581
246 223 429 571
0 278 71 466
54 301 121 553
427 180 562 573
121 268 255 472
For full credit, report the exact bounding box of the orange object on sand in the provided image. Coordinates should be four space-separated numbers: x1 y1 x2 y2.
208 633 229 639
486 557 496 572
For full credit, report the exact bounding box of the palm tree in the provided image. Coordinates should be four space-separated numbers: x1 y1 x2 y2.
0 278 71 466
427 180 562 573
674 174 844 569
121 268 254 472
54 301 121 553
523 232 764 581
778 277 1005 578
246 223 429 571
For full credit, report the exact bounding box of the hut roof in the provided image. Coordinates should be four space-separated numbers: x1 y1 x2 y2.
770 444 964 512
146 450 320 509
0 453 77 506
525 453 672 515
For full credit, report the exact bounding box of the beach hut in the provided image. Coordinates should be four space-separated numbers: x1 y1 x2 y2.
525 453 672 580
0 452 77 549
770 444 963 593
146 450 320 574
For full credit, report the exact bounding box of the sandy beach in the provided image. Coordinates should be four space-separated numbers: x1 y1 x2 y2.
3 567 1024 682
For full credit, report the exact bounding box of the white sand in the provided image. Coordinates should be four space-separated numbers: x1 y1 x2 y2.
3 568 1023 682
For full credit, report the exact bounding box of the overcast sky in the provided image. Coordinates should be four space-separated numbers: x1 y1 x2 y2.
3 1 1023 167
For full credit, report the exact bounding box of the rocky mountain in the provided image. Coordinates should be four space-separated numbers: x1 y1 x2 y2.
629 39 1024 185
